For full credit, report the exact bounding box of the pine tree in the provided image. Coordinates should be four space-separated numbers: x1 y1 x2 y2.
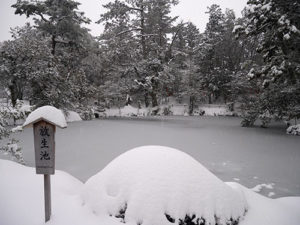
10 0 94 110
197 4 227 104
98 0 179 110
235 0 300 126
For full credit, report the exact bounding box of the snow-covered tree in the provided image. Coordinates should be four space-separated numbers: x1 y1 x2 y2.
197 5 232 104
8 1 95 111
235 0 300 126
171 22 201 114
12 0 90 56
98 0 179 109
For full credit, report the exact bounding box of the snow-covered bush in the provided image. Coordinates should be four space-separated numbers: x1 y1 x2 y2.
0 104 25 164
0 120 10 140
259 110 272 128
151 106 160 115
0 100 32 126
241 111 258 127
162 106 173 116
1 139 24 165
78 108 95 120
82 146 247 225
286 124 300 136
65 111 82 122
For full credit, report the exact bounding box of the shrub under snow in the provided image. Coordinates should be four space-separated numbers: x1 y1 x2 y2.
286 124 300 136
65 111 82 122
82 146 247 225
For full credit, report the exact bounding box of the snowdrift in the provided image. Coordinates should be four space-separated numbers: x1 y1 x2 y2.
82 146 247 225
65 111 82 122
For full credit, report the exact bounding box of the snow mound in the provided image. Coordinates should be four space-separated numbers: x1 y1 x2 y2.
23 105 67 128
1 159 300 225
286 124 300 135
82 146 247 225
121 105 138 117
66 111 82 122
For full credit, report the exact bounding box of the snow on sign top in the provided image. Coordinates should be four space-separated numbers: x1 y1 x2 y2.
83 146 247 225
23 106 67 128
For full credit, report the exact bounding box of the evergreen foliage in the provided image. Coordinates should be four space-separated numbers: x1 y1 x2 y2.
0 0 299 129
235 0 300 126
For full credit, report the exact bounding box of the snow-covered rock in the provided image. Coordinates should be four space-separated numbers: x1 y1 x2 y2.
66 111 82 122
286 124 300 136
23 105 67 128
82 146 247 225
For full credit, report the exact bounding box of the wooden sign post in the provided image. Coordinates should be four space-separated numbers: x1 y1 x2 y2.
22 106 67 223
33 121 56 222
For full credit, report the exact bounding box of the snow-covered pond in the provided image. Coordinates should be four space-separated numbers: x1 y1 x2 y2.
4 116 300 198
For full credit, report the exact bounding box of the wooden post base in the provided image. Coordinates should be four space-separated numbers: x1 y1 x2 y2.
44 174 51 222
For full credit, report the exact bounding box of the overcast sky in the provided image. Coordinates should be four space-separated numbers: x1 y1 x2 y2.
0 0 248 42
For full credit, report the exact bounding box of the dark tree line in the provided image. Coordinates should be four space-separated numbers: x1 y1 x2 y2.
0 0 299 126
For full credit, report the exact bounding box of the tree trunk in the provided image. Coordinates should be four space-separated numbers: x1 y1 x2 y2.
144 92 149 107
151 91 158 108
51 35 56 55
9 84 17 107
208 94 212 104
189 95 195 115
140 5 146 59
8 79 23 107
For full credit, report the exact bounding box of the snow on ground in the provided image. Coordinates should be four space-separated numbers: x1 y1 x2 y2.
104 105 149 117
286 124 300 135
0 159 116 225
228 183 300 225
1 148 300 225
198 104 231 116
121 105 139 117
82 146 247 225
104 104 231 117
171 105 188 116
65 111 82 122
23 105 67 128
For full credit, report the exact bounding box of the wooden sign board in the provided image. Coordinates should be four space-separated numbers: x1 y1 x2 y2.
33 121 56 175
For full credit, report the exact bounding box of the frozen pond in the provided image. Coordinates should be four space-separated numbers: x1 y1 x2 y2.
2 116 300 198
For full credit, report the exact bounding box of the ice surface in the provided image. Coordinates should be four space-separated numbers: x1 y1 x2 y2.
82 146 247 225
6 117 300 198
23 105 67 128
